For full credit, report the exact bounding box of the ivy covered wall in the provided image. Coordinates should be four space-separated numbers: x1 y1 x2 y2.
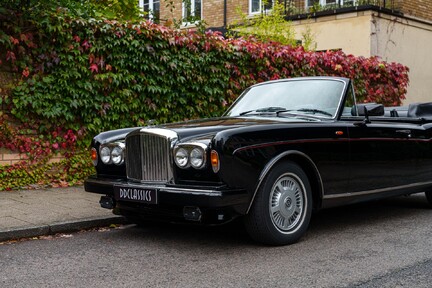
0 3 409 190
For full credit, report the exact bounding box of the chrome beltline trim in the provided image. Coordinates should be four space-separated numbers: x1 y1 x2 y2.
323 181 432 199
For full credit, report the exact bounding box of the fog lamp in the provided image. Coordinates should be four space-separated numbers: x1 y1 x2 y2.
183 206 202 221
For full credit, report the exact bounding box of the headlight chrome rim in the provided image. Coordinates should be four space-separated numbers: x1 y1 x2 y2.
100 146 112 164
190 147 205 169
174 143 208 170
175 147 189 168
111 143 125 165
99 142 125 166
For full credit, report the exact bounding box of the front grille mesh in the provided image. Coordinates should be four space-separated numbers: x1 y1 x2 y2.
126 132 172 183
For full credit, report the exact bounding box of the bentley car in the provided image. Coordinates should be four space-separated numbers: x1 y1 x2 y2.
84 77 432 245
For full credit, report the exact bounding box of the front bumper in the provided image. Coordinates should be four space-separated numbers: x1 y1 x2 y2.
84 175 249 224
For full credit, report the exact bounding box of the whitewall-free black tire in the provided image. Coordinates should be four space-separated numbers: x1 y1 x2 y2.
245 161 313 245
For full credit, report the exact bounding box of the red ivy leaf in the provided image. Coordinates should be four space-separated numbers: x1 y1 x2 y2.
22 67 30 78
9 36 19 45
6 51 16 62
82 40 91 50
89 64 98 73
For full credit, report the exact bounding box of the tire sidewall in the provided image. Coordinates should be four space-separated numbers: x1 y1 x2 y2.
246 161 313 245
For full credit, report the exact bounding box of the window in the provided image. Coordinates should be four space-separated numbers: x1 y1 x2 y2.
307 0 317 7
342 83 357 117
306 0 357 8
343 0 356 5
250 0 273 15
183 0 202 24
139 0 160 21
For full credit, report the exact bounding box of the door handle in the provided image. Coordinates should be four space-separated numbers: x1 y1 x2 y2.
396 130 412 138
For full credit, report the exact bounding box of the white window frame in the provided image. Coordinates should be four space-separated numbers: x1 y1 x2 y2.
182 0 203 26
138 0 160 20
249 0 273 15
306 0 357 8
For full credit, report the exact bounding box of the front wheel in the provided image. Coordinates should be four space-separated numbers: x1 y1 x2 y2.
245 161 313 246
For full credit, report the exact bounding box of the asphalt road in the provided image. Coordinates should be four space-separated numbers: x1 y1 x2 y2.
1 194 431 288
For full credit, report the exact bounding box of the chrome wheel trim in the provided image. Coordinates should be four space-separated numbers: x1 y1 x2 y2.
269 173 306 233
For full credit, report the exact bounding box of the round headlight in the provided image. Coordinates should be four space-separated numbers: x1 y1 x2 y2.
111 145 124 165
100 146 111 164
175 148 189 168
190 148 205 169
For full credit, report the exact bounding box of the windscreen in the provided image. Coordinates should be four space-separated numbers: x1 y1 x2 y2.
225 79 346 119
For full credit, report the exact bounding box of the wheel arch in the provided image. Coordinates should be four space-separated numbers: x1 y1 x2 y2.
247 151 324 214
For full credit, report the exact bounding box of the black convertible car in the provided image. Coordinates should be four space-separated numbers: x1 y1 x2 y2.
85 77 432 245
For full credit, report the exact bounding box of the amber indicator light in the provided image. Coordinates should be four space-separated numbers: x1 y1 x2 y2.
335 131 344 136
91 148 98 161
210 150 220 173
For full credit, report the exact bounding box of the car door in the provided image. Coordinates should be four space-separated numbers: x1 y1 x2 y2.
347 120 432 194
407 122 432 185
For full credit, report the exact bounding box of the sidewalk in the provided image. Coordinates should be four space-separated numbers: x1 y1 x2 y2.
0 186 126 242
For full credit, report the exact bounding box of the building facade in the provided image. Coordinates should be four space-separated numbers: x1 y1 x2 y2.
139 0 432 28
139 0 432 104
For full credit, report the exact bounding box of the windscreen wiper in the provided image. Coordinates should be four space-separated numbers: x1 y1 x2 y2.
239 107 288 116
285 108 333 117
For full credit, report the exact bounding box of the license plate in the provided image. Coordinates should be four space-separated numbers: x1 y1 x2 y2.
113 185 158 204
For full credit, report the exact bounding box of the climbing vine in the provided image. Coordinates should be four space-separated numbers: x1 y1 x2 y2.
0 1 409 190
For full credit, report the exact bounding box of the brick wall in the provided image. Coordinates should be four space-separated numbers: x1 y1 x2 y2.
202 0 223 27
159 0 183 26
159 1 432 28
226 0 249 26
159 0 250 28
0 149 64 166
203 0 250 28
399 0 432 22
0 149 28 166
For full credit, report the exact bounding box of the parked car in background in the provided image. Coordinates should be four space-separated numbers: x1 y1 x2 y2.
85 77 432 245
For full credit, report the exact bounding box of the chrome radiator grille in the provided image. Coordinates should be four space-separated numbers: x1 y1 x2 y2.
125 129 177 183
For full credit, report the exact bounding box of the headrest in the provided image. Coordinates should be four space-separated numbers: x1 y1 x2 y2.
407 102 432 118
